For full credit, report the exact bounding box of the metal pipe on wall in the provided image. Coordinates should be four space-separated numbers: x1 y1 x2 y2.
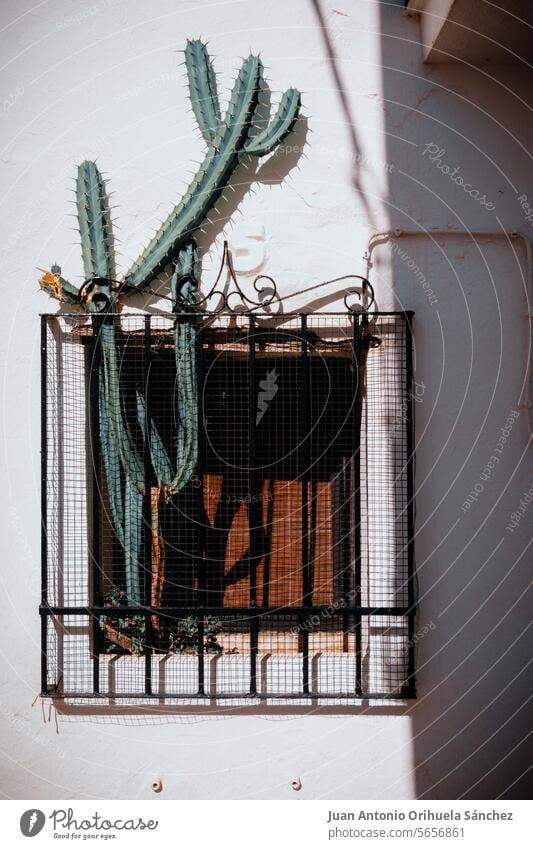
364 228 533 442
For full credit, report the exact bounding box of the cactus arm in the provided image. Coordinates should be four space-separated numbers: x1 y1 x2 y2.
124 55 263 290
134 247 199 497
100 369 143 606
76 160 117 312
136 391 174 489
76 161 114 281
100 322 145 492
135 332 197 497
100 332 144 606
170 247 198 494
134 241 199 491
172 318 198 492
244 88 301 156
124 476 142 605
185 39 221 144
99 370 125 548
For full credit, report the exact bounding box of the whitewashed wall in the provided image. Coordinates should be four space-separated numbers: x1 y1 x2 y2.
0 0 531 800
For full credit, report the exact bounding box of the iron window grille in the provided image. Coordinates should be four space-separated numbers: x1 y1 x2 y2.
40 307 415 702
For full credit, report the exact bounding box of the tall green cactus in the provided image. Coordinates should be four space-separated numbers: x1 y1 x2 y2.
37 39 302 616
75 161 144 605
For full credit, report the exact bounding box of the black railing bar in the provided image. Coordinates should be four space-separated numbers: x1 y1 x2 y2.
405 312 417 699
41 605 412 617
300 313 311 694
248 315 258 609
40 311 416 319
248 316 259 694
143 315 153 696
353 316 363 697
195 315 206 608
250 617 258 696
41 691 410 701
89 315 103 694
40 316 48 694
197 616 205 696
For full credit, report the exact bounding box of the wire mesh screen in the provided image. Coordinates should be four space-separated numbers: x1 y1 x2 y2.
41 310 415 701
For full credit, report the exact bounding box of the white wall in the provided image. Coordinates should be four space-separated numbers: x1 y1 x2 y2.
0 0 531 800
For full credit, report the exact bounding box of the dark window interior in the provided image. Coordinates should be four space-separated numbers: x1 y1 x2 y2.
100 329 356 646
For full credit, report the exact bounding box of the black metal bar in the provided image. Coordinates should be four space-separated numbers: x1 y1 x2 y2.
143 315 153 695
248 316 259 694
195 315 207 694
262 479 274 608
405 312 416 698
195 315 206 609
40 316 48 694
43 605 411 617
250 616 258 696
352 315 363 697
42 310 415 319
248 316 258 608
89 316 103 693
44 690 408 701
300 314 312 603
341 461 351 602
197 616 205 695
300 313 311 694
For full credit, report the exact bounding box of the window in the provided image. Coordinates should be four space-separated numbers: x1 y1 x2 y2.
41 309 415 701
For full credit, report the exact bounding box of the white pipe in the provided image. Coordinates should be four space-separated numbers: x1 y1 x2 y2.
364 228 533 443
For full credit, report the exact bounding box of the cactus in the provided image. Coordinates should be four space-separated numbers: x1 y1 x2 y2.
37 39 302 624
75 164 143 606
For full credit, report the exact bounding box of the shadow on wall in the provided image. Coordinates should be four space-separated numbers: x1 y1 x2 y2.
374 0 532 800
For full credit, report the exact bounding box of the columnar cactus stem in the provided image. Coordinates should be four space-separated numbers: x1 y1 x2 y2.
77 160 117 312
185 40 221 144
137 242 200 498
73 160 144 604
77 161 114 281
124 40 300 290
99 375 142 605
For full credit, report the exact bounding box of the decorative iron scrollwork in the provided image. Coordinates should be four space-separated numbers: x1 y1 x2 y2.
194 241 281 314
343 277 375 313
188 241 375 316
